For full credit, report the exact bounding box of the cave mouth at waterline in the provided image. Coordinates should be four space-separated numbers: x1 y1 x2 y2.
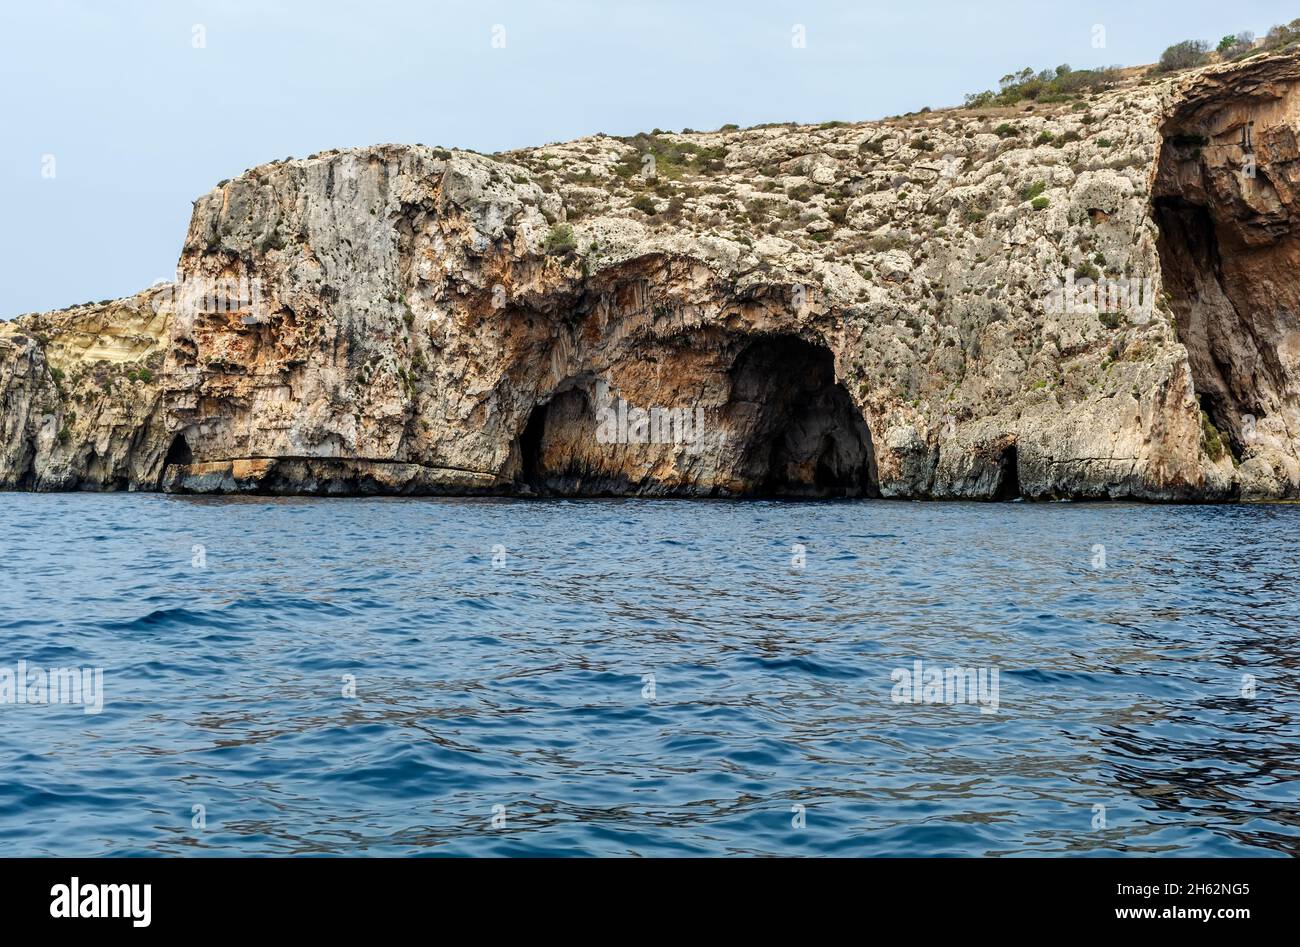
514 334 878 498
993 443 1020 501
163 433 193 468
726 335 878 498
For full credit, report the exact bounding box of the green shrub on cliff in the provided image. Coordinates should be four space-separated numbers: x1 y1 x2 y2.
1155 40 1210 73
1260 20 1300 53
613 133 728 181
964 64 1119 109
543 223 576 255
1217 32 1254 56
1201 410 1226 461
1142 21 1296 74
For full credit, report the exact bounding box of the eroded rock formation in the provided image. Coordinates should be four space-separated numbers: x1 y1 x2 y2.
0 289 170 490
4 50 1300 499
1153 53 1300 498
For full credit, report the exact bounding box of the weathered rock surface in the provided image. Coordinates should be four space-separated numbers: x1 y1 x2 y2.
0 288 171 490
4 50 1300 499
1154 53 1300 499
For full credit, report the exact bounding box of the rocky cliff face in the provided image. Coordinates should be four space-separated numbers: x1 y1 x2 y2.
4 50 1300 499
0 288 170 490
1153 53 1300 499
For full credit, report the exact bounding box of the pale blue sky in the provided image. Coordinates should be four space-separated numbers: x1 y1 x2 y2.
2 0 1294 316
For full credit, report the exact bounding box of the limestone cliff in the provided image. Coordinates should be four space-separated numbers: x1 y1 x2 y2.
0 288 170 490
1153 53 1300 498
4 50 1300 499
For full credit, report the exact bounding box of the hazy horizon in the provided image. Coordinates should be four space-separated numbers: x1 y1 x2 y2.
2 0 1296 316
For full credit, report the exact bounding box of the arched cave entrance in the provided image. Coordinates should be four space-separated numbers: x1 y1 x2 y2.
726 335 877 497
515 333 876 498
516 387 596 494
163 433 193 468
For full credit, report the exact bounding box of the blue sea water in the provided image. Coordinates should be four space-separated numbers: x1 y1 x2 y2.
0 493 1296 857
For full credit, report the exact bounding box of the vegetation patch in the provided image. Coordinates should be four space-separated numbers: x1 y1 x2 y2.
1201 410 1226 461
1154 40 1210 73
543 223 576 255
613 133 728 181
964 64 1119 109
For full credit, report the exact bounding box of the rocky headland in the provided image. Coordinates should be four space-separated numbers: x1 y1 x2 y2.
4 49 1300 500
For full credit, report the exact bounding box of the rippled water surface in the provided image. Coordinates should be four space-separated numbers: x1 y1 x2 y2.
1 494 1297 856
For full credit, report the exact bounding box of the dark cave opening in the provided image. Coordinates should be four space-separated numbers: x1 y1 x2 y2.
1153 195 1221 346
15 453 35 491
1153 193 1247 457
514 334 876 497
516 387 593 494
163 433 193 468
993 444 1020 500
518 399 548 487
729 335 877 498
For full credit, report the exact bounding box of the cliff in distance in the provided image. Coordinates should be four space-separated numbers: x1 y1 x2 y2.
4 49 1300 500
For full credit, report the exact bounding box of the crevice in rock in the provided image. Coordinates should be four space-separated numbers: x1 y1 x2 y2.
518 391 586 494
